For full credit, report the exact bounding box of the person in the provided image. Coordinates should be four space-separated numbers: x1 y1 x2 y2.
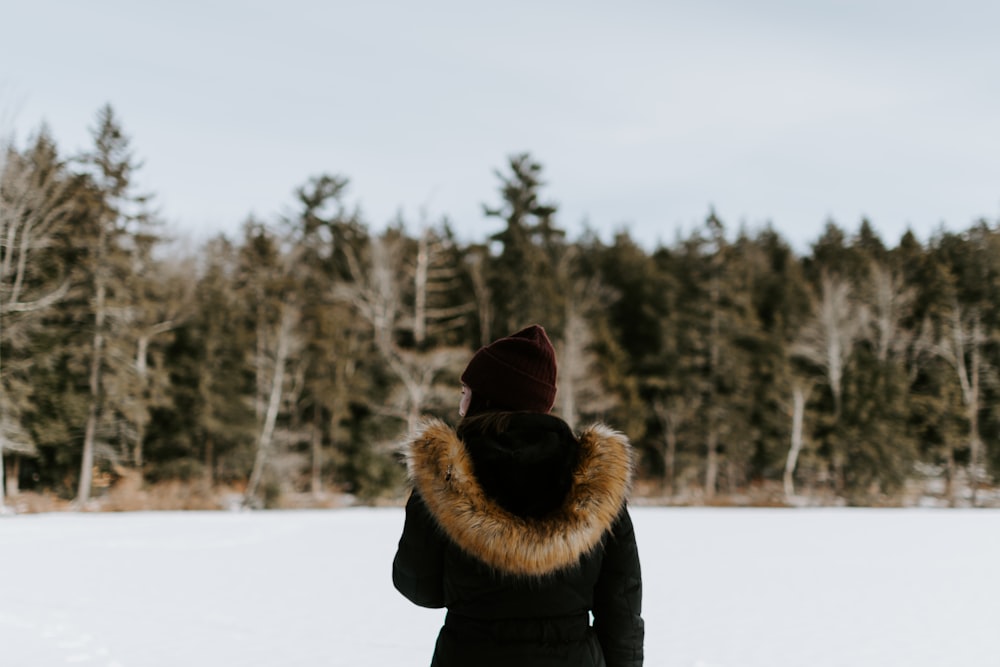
393 324 644 667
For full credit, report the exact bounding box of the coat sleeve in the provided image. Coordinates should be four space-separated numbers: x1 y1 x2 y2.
392 490 447 608
593 508 644 667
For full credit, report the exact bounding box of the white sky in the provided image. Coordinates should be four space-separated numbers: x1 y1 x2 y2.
3 0 1000 252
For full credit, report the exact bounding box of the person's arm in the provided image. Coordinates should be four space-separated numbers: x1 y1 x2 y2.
392 490 446 608
593 508 644 667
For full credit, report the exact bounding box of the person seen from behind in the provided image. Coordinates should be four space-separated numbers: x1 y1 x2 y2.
393 324 644 666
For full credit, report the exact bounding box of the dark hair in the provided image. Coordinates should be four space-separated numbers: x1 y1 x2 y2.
456 410 579 519
460 390 522 422
456 410 514 440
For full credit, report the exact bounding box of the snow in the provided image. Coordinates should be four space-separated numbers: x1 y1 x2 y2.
2 507 998 666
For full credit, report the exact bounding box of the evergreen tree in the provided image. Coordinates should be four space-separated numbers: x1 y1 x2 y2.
236 220 303 507
281 174 373 496
73 105 157 505
167 236 256 488
483 153 565 337
0 130 79 504
929 224 1000 504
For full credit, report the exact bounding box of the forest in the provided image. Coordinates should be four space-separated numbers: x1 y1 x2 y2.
1 104 998 513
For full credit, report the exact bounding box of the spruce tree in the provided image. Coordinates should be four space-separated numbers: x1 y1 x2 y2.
74 105 156 505
483 153 565 337
0 130 79 504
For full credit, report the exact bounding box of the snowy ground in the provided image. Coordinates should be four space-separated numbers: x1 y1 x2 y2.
1 507 997 667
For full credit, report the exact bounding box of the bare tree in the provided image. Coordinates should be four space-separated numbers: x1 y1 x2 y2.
793 271 862 418
791 271 863 490
410 225 474 347
244 300 301 506
863 261 914 364
933 303 987 505
782 380 813 502
555 250 617 431
337 228 468 434
0 134 75 509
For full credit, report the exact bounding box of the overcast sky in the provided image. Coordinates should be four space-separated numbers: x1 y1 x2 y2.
3 0 999 252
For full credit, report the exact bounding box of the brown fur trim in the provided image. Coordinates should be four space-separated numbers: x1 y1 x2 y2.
404 417 633 576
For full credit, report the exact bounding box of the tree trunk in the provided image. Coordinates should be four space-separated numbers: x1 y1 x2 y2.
968 319 982 507
949 308 983 506
133 333 151 470
134 418 146 471
79 323 105 505
654 395 698 500
784 384 807 502
559 308 583 431
328 404 340 491
244 305 294 506
78 227 108 507
663 425 676 497
705 258 720 502
0 302 4 510
414 230 429 347
944 443 956 508
6 454 18 497
311 405 323 497
705 428 718 500
203 436 215 487
79 403 99 506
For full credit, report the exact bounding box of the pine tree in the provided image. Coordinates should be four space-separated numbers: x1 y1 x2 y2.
73 105 157 505
175 236 256 488
483 153 565 337
281 174 372 497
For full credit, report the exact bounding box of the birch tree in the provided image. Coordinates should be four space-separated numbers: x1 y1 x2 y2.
244 298 300 505
782 380 812 501
238 222 303 507
792 270 863 491
933 303 986 503
555 248 617 431
337 225 468 434
861 260 915 364
926 226 1000 505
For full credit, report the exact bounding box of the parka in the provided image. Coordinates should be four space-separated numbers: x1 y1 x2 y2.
393 411 644 667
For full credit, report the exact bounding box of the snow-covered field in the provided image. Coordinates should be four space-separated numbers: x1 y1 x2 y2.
1 507 997 667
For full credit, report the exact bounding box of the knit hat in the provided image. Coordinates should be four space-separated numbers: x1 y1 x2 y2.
460 325 558 413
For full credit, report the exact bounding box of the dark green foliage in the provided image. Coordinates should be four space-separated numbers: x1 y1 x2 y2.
483 153 566 338
3 107 1000 508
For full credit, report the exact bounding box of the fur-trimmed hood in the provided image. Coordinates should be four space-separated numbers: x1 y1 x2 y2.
404 415 633 577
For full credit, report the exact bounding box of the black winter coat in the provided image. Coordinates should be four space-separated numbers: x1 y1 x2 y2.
393 413 644 667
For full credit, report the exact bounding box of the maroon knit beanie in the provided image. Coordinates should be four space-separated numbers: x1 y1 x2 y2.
460 325 558 414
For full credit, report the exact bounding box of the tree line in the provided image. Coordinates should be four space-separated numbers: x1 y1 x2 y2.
1 105 998 511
